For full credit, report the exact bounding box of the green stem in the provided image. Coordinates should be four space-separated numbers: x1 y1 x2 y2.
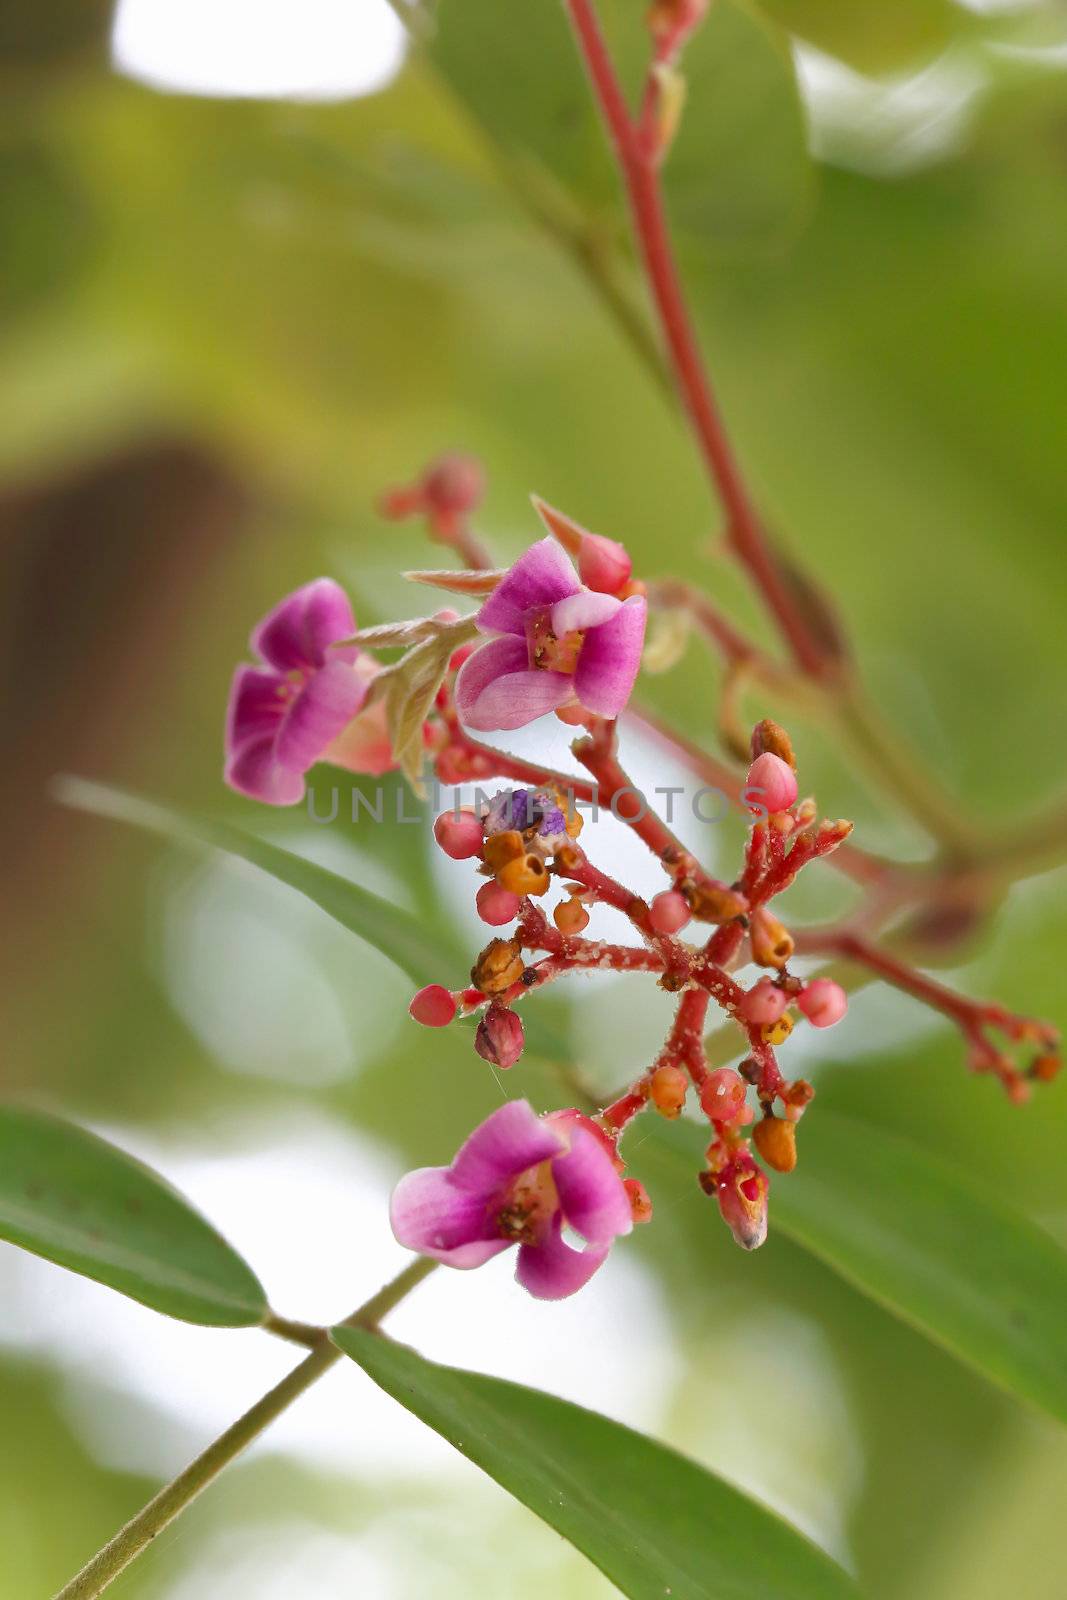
52 1257 437 1600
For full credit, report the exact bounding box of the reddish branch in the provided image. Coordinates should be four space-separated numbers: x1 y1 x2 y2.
564 0 831 679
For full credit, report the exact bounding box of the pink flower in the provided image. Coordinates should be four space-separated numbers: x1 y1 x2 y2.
225 580 393 806
455 539 646 732
390 1099 633 1299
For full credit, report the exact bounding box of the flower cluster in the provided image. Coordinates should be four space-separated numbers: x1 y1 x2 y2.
223 462 1061 1301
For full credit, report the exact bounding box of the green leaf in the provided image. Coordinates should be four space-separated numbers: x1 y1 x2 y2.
753 0 965 73
429 0 811 252
0 1105 267 1325
334 1326 858 1600
768 1112 1067 1424
52 776 454 988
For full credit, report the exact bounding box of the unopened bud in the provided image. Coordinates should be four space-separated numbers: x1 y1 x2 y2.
579 532 633 595
753 1113 797 1173
687 883 748 923
797 978 848 1029
624 1177 654 1224
750 908 794 968
649 889 691 934
740 978 787 1026
476 881 521 927
745 752 798 816
750 718 796 770
471 937 524 996
699 1067 748 1125
1031 1054 1062 1083
409 985 457 1028
433 808 484 860
422 453 485 515
474 1003 525 1069
650 1064 689 1118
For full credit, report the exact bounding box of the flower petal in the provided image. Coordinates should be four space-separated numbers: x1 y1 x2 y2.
550 590 621 638
450 1100 565 1195
476 539 580 636
323 697 396 777
225 734 307 807
274 659 367 773
252 579 356 673
390 1167 504 1267
455 638 572 732
573 595 646 718
551 1127 633 1245
514 1218 610 1300
226 665 285 755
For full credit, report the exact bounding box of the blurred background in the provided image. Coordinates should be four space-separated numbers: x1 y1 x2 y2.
3 0 1067 1594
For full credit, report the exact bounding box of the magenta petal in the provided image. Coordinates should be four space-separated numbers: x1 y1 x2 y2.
550 590 621 638
515 1218 610 1300
573 595 646 718
455 638 572 732
252 579 356 673
274 660 367 773
476 538 580 636
225 735 307 806
389 1166 503 1266
551 1128 633 1245
451 1101 564 1195
226 665 285 753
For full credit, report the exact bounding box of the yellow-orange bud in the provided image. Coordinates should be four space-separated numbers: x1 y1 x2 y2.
471 937 524 996
498 854 550 897
750 908 794 968
554 897 590 935
482 830 525 873
650 1064 689 1118
753 1114 797 1173
761 1011 794 1047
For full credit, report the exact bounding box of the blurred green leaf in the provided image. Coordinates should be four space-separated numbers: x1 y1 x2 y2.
334 1326 859 1600
771 1111 1067 1424
53 776 455 988
0 1105 266 1325
429 0 811 251
753 0 965 72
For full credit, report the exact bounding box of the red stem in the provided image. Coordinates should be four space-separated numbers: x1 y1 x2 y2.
564 0 829 678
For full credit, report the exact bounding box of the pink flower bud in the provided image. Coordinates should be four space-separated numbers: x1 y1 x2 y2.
409 985 457 1028
649 889 691 934
745 752 798 816
699 1067 748 1124
578 533 633 595
740 978 787 1026
422 454 485 515
797 978 848 1029
433 808 484 860
474 1003 525 1069
476 881 521 927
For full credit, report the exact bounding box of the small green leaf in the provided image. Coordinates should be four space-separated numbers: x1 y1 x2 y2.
754 0 965 73
334 1327 858 1600
768 1112 1067 1423
0 1105 267 1325
52 776 454 988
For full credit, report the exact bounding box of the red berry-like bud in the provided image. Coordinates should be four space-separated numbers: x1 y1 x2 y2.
409 985 457 1028
476 881 521 926
625 1177 654 1224
740 977 787 1026
745 752 798 816
433 808 484 860
422 453 485 515
578 533 633 595
699 1067 748 1124
649 889 691 935
474 1003 525 1069
797 978 848 1029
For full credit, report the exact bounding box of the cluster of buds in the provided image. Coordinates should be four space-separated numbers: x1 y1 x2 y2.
408 714 861 1260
